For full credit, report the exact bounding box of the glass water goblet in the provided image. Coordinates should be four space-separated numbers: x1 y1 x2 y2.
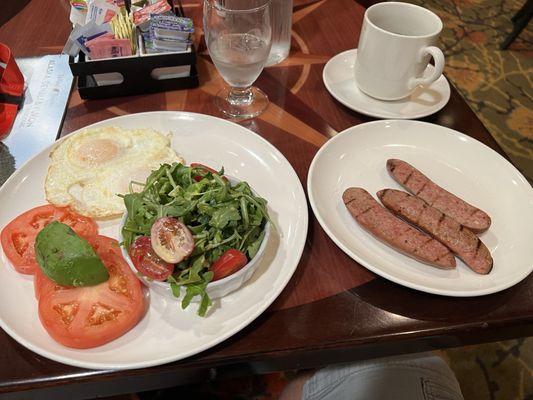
203 0 272 119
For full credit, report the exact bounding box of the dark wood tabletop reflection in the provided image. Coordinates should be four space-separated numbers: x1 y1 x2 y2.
0 0 531 398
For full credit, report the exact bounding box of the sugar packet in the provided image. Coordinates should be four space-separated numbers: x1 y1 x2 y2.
63 20 113 56
86 37 132 59
86 0 119 25
70 0 88 26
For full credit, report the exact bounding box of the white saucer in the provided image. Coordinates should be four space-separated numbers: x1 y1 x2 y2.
323 49 451 119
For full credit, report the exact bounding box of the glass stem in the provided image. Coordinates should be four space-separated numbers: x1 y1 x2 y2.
227 86 254 106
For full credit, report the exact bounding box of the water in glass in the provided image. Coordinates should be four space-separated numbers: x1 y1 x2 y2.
210 33 270 88
204 0 272 119
266 0 293 66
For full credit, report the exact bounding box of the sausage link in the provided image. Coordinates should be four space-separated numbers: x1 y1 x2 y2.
343 188 456 270
378 189 493 275
387 159 491 233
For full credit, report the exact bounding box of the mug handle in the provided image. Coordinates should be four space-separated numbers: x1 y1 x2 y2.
408 46 445 89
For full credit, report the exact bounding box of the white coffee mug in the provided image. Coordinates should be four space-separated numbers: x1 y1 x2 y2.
354 2 445 101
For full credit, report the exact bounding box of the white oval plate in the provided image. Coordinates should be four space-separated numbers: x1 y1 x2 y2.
323 49 450 119
308 120 533 297
0 111 308 370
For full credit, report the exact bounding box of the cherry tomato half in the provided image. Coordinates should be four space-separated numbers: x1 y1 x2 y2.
210 249 248 281
129 236 175 281
150 217 194 264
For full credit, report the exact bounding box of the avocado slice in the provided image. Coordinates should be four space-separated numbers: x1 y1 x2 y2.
35 221 109 287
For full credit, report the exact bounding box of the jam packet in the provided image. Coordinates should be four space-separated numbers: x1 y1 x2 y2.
132 0 171 28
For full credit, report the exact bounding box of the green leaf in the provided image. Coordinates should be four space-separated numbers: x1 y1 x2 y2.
197 202 215 216
191 255 206 275
165 200 197 217
181 286 197 309
203 270 214 282
180 279 211 317
170 281 181 298
240 197 249 230
189 223 207 235
209 206 241 229
185 182 206 197
247 229 266 259
198 291 212 317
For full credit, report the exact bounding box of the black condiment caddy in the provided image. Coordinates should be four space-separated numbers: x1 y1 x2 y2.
68 0 199 100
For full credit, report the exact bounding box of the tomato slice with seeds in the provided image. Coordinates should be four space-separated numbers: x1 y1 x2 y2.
34 266 66 300
37 235 146 349
88 233 121 254
59 212 99 240
1 205 98 275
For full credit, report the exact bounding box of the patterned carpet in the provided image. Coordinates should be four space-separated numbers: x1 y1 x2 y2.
411 0 533 181
441 339 533 400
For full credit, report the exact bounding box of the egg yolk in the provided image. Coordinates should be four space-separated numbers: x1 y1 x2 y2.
77 139 120 166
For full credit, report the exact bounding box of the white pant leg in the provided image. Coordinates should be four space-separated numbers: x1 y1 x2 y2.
302 353 464 400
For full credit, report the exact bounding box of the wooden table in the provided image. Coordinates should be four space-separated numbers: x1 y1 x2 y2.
1 0 532 398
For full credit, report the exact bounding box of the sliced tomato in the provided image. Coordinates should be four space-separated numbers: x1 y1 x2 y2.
210 249 248 281
1 205 98 275
129 236 174 281
34 266 67 300
37 235 146 349
190 163 227 182
88 234 121 255
59 212 99 241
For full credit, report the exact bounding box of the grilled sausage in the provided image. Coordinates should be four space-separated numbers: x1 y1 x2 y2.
378 189 493 275
343 187 456 269
386 159 491 233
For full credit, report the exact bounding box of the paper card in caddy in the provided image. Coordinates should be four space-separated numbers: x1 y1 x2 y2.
355 2 445 101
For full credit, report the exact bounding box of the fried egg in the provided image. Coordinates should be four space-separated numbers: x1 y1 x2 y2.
45 126 183 219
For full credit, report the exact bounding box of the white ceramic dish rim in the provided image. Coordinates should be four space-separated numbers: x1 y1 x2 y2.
322 49 451 120
307 119 533 297
0 111 308 370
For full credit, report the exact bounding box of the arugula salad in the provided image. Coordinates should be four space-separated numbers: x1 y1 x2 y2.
121 162 270 316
